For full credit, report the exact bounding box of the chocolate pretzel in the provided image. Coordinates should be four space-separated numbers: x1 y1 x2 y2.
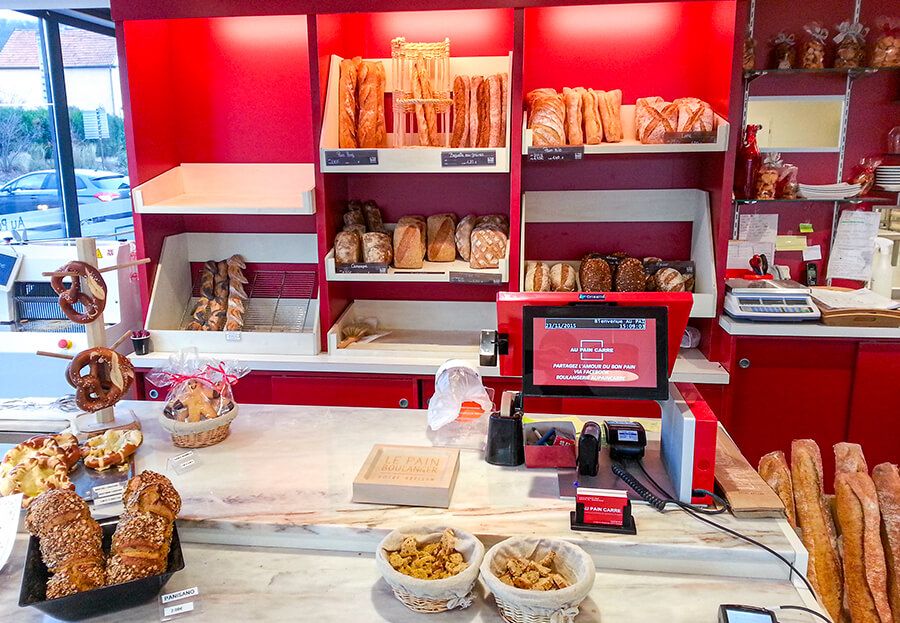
66 347 134 412
50 261 107 324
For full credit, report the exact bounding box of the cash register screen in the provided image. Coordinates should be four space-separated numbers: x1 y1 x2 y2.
522 306 668 400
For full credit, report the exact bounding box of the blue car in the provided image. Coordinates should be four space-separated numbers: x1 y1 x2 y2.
0 169 133 240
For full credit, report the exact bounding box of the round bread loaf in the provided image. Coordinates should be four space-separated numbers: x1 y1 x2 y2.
579 255 612 292
525 262 551 292
550 263 577 292
615 257 647 292
655 267 686 292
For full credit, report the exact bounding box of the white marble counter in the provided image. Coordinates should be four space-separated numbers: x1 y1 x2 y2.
0 536 826 623
720 315 900 339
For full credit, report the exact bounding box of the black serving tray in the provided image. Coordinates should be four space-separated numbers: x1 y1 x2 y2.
19 515 185 622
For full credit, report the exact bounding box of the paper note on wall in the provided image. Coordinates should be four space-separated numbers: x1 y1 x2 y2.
802 245 823 261
739 213 778 243
726 240 776 270
775 235 807 251
826 211 881 281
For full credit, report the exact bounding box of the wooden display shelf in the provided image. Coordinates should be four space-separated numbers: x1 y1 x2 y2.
324 250 508 284
521 189 718 318
319 54 513 173
133 163 316 215
521 106 729 156
326 300 496 358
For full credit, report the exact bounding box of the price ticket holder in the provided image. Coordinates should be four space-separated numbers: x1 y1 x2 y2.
486 292 718 534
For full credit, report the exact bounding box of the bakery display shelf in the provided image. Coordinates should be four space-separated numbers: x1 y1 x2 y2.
324 250 508 284
521 189 717 318
146 232 320 356
326 299 496 358
320 54 512 173
521 106 729 156
744 67 899 81
133 163 316 215
733 197 893 205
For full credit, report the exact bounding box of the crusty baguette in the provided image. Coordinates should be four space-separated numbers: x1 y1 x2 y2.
416 58 440 146
758 451 797 528
450 75 469 148
596 89 623 142
487 74 503 148
835 471 894 623
357 60 385 148
338 59 358 148
835 442 870 476
791 439 844 622
873 463 900 620
562 87 583 146
498 72 508 148
468 76 482 148
582 88 602 145
476 78 491 148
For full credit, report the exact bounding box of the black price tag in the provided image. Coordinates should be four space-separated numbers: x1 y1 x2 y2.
324 150 379 166
662 131 716 144
449 271 502 284
527 146 584 161
441 150 497 167
336 262 389 274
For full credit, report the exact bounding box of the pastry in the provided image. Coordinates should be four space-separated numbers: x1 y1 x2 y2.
487 74 503 148
363 201 384 233
468 76 482 148
225 254 247 332
525 262 551 292
550 263 577 292
582 89 602 144
385 529 468 580
357 60 386 148
427 214 458 262
615 257 647 292
450 75 469 148
636 96 678 144
0 455 73 507
163 379 223 423
835 442 869 475
455 215 480 261
363 232 393 264
81 429 143 471
394 222 426 269
50 261 108 324
835 471 893 623
674 97 715 133
873 463 900 619
791 439 843 622
495 550 570 591
527 89 565 147
470 225 508 269
198 261 216 299
123 470 182 522
562 87 583 146
596 89 623 143
476 78 491 148
338 58 358 148
66 347 135 413
758 451 797 528
335 230 362 265
580 255 612 292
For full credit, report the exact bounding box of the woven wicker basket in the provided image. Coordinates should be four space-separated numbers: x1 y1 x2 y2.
376 525 485 614
158 404 239 448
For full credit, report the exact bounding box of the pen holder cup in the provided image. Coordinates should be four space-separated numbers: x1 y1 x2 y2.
485 411 524 466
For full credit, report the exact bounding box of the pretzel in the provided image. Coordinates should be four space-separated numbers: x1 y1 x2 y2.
66 347 135 412
50 261 107 324
81 429 143 471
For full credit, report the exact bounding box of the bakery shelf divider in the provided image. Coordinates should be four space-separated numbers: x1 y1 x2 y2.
326 300 496 359
521 189 717 318
132 163 316 215
146 232 320 356
521 107 729 155
319 54 512 174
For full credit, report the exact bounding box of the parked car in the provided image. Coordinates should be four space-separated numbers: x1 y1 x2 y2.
0 169 133 240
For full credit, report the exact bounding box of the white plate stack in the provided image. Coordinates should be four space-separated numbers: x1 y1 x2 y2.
875 165 900 192
798 182 862 200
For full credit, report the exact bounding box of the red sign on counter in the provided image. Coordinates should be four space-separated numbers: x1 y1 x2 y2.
576 488 629 527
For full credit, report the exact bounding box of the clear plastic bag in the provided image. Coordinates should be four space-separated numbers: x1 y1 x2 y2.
834 21 868 68
771 32 796 69
800 23 828 69
426 360 494 450
870 17 899 68
754 153 782 200
849 157 883 196
777 162 799 199
742 34 756 71
147 349 249 422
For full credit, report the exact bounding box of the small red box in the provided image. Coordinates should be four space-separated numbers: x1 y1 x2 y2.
524 421 577 469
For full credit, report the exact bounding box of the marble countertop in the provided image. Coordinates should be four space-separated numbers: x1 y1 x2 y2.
0 535 825 623
719 315 900 339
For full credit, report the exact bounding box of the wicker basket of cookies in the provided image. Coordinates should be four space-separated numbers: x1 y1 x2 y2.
147 350 248 448
376 525 485 613
480 537 596 623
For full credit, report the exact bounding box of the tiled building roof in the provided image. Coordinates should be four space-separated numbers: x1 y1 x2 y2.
0 28 116 68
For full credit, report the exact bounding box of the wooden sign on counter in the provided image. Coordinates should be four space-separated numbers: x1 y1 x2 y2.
352 445 460 509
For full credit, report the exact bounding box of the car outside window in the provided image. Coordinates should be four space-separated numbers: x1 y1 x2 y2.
10 174 47 191
91 175 128 190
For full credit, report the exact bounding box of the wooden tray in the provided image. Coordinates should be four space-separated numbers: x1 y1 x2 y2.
813 287 900 328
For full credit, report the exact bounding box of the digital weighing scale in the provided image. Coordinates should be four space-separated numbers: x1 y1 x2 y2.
723 279 821 322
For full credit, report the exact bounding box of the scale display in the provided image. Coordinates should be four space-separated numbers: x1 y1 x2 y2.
523 306 668 400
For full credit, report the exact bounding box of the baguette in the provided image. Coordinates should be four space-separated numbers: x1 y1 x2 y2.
874 463 900 621
357 61 386 148
468 76 483 148
338 59 358 148
416 58 440 146
596 89 623 142
498 72 508 147
476 78 491 148
582 88 602 145
487 74 503 148
791 439 843 622
450 75 469 148
835 471 894 623
758 451 797 528
835 442 869 476
562 87 583 146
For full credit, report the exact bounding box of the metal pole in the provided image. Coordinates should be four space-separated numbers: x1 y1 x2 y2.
38 18 81 239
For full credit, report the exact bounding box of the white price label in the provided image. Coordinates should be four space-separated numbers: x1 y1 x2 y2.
225 331 241 342
92 482 125 505
167 450 200 475
163 602 195 617
162 587 200 604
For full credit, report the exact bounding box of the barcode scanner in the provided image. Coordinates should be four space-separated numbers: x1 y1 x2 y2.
577 421 601 477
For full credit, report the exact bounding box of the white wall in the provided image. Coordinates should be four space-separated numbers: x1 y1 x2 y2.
0 67 44 107
0 65 122 115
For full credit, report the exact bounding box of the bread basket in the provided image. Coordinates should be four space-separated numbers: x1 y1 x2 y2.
375 524 485 613
157 404 238 448
480 537 596 623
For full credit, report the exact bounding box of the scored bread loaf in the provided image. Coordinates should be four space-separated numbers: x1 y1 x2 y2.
455 215 480 261
791 439 843 622
335 230 362 264
470 225 508 269
398 216 426 256
596 89 623 143
527 89 565 147
394 222 425 269
450 75 469 148
525 262 551 292
338 58 359 148
479 214 509 235
834 471 894 623
427 214 458 262
674 97 715 133
758 451 797 528
363 232 393 264
835 442 869 476
873 463 900 620
550 263 577 292
357 60 386 148
636 96 678 144
580 255 612 292
562 87 583 146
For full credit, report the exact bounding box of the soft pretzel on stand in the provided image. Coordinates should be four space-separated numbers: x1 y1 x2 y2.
66 347 135 412
50 261 107 324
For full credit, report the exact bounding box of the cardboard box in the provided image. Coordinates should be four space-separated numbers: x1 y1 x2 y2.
352 445 460 508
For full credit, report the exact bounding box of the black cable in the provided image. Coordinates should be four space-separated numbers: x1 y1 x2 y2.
634 460 727 515
610 462 667 510
777 605 831 622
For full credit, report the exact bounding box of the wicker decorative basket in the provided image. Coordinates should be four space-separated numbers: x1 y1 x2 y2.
157 404 239 449
390 37 452 147
375 525 485 614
